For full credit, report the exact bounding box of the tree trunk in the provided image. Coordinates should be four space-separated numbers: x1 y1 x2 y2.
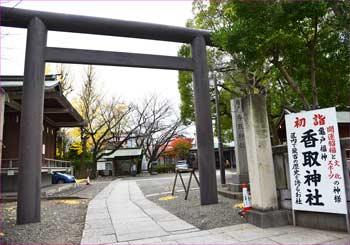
92 152 97 172
308 16 319 109
147 159 154 173
268 113 281 146
80 132 87 178
274 62 311 110
309 45 319 109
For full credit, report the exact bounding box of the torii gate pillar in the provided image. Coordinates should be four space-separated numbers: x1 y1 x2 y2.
192 36 218 205
17 17 47 224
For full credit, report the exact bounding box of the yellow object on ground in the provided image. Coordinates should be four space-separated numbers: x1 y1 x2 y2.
76 179 87 184
0 232 5 237
56 200 80 205
233 202 244 209
159 195 177 201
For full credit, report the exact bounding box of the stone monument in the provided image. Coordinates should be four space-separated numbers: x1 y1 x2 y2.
230 99 249 191
241 94 290 227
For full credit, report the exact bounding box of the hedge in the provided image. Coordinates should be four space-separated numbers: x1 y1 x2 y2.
152 164 175 173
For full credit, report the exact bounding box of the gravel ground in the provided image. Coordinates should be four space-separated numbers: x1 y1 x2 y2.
136 173 246 230
0 181 110 245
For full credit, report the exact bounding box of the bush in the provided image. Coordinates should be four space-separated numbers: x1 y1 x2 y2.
152 164 175 173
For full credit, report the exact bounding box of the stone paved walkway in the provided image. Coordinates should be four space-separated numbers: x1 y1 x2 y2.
81 179 349 244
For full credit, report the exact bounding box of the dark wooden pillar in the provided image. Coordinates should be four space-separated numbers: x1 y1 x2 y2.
191 36 218 205
17 17 47 224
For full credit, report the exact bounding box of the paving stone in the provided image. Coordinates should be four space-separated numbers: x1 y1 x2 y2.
169 228 200 235
85 218 112 226
87 207 109 216
153 241 178 244
112 217 151 225
316 237 350 245
81 178 347 245
128 237 162 244
311 229 350 239
82 226 115 238
157 220 196 232
224 227 273 242
259 225 309 235
239 237 281 244
81 234 117 244
209 223 260 234
85 212 110 221
117 229 168 242
84 219 113 230
160 230 212 242
115 221 163 235
269 229 339 244
89 199 106 205
175 234 239 244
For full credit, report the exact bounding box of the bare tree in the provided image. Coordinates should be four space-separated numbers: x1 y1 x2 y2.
77 65 144 167
55 64 74 160
134 95 183 170
56 64 73 96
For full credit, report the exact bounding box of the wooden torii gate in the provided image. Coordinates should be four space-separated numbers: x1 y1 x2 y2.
0 7 218 224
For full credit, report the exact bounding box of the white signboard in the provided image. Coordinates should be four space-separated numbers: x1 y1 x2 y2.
286 107 347 214
97 162 106 171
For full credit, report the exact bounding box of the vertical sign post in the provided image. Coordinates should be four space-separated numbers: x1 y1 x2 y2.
286 107 348 227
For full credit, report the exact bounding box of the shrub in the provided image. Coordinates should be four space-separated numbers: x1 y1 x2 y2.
152 164 175 173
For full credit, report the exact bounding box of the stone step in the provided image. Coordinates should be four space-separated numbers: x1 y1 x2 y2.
217 188 243 200
226 183 250 192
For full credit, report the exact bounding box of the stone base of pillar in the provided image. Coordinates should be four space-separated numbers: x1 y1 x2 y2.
232 173 249 184
245 209 292 228
228 173 249 192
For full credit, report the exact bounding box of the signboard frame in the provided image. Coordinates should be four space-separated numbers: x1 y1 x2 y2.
97 161 106 171
285 107 349 231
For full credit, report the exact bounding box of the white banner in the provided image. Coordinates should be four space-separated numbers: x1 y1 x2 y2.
286 107 347 214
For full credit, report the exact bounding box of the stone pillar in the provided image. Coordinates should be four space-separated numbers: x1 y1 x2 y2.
230 99 249 184
242 94 278 211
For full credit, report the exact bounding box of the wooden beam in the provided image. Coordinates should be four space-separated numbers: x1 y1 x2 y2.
0 7 212 45
55 121 86 127
44 108 71 114
45 47 194 71
5 97 21 111
44 115 57 127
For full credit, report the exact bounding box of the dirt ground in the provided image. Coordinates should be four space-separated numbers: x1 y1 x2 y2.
0 181 109 245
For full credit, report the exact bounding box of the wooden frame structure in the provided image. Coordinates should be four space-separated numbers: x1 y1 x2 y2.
0 6 218 224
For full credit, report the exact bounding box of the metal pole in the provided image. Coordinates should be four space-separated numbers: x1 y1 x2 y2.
191 35 218 205
17 17 47 224
213 75 226 185
292 210 296 227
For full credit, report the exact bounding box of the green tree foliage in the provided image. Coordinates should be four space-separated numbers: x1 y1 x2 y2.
178 1 350 143
177 45 195 125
